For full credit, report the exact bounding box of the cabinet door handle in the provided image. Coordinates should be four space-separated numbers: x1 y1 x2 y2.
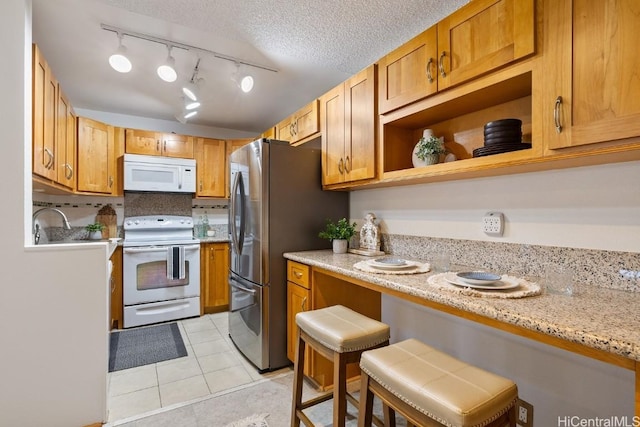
338 158 344 174
64 163 73 180
199 180 203 191
294 271 302 279
301 296 307 311
426 57 434 83
110 276 115 293
554 96 563 133
44 148 54 169
345 155 351 173
108 176 114 188
156 139 160 152
164 141 167 152
439 51 447 78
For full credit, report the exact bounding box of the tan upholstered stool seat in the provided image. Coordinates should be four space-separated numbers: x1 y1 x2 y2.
296 305 390 353
360 339 518 427
291 305 390 427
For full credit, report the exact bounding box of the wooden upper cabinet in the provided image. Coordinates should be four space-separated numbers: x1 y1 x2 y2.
77 117 115 194
378 25 438 114
378 0 534 115
276 116 294 143
543 0 640 150
261 127 276 140
276 100 320 144
56 90 76 190
437 0 534 90
162 133 194 158
344 66 376 182
125 129 194 158
321 64 377 187
32 44 58 181
195 137 226 198
293 100 320 142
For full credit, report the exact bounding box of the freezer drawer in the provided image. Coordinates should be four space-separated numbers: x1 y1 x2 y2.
228 272 268 370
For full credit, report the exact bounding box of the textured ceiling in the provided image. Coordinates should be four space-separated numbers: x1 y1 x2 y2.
32 0 469 133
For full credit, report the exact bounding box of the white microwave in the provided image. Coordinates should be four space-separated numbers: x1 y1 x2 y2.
124 153 196 193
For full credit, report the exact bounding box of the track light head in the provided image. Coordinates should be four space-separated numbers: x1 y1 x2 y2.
232 63 254 93
240 75 254 93
185 101 200 110
157 46 177 82
109 35 132 73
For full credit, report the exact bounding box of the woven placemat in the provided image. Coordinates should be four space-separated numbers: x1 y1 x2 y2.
427 272 542 299
354 260 431 275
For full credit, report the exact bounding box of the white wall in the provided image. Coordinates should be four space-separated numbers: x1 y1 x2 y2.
351 160 640 253
0 2 109 426
351 159 640 420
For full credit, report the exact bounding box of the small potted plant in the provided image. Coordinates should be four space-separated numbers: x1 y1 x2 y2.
85 223 105 240
412 133 446 167
318 218 357 254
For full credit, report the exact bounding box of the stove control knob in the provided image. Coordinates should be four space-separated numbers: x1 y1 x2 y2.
134 219 140 225
125 220 132 226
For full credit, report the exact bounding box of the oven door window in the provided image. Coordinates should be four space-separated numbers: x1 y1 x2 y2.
137 260 190 290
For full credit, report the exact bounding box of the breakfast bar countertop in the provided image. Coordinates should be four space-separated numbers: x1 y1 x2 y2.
283 250 640 364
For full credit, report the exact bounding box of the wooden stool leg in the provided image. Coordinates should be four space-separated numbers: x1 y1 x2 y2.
290 331 306 427
333 351 348 427
382 404 396 427
357 371 374 427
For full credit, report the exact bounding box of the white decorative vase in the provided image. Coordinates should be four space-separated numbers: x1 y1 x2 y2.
412 129 443 167
332 239 348 254
89 230 102 240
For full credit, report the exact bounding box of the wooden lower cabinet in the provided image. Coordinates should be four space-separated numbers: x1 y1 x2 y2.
287 281 310 374
200 242 230 314
110 246 123 330
286 261 381 389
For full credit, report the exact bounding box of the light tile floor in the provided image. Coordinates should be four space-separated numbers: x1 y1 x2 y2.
107 312 290 423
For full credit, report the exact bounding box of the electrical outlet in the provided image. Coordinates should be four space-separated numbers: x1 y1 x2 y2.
516 398 533 427
482 212 504 236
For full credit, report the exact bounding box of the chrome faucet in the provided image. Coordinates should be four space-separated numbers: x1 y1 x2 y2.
32 207 71 245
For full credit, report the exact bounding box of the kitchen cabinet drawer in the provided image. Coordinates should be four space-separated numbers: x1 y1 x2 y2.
287 261 310 289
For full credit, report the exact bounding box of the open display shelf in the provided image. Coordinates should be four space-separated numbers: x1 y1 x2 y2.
379 68 537 184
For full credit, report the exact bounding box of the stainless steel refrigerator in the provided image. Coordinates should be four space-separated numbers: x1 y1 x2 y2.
228 138 349 371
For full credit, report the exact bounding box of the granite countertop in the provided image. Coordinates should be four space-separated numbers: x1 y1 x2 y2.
283 250 640 363
197 236 230 243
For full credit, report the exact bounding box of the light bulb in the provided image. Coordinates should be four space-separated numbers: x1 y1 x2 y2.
184 110 198 119
157 54 177 82
185 101 200 110
109 45 131 73
240 75 254 93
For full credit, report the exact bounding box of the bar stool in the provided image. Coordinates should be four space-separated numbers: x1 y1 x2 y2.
358 339 518 427
291 305 390 427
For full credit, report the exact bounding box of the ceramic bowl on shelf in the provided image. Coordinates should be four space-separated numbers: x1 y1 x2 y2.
456 271 502 285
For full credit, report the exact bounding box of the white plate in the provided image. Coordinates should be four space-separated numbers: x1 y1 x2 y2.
444 272 520 290
367 259 417 270
456 271 502 285
374 257 407 266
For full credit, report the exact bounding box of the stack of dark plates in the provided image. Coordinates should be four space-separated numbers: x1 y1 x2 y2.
473 118 532 157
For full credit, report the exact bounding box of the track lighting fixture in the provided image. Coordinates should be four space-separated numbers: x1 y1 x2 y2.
232 63 254 93
157 45 177 82
108 33 132 73
101 23 279 121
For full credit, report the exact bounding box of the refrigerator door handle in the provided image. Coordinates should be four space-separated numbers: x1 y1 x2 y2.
230 171 246 256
